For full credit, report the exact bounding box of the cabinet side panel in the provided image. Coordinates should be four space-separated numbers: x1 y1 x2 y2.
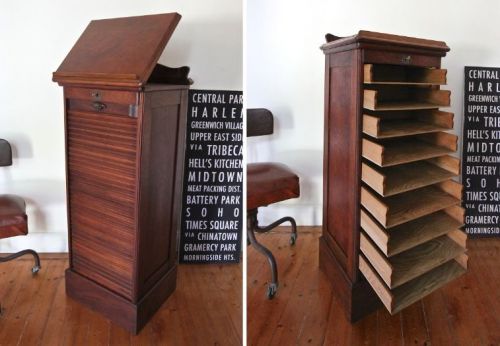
137 89 185 298
323 49 361 281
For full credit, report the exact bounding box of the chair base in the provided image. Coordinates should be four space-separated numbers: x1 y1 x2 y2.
0 249 41 315
0 249 41 273
247 208 297 299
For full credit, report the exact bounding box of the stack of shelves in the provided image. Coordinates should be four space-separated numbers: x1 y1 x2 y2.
358 64 467 314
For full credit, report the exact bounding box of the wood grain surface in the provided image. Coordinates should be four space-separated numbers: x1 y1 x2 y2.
363 87 450 111
364 64 447 85
362 115 450 139
67 109 138 300
361 183 460 228
362 160 456 196
361 208 463 257
362 137 455 167
359 253 467 315
53 13 181 88
0 254 242 345
360 232 465 288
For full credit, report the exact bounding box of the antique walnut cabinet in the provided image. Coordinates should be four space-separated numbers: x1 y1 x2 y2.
52 13 191 333
320 31 467 321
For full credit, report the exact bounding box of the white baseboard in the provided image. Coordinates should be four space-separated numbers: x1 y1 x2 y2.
0 232 68 253
0 204 322 253
255 204 322 226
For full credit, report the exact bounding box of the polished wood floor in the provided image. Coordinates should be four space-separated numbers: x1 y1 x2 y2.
248 226 500 346
0 254 241 346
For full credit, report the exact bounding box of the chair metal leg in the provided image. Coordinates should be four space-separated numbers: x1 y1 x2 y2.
248 210 278 299
247 209 298 299
0 249 41 274
253 212 298 246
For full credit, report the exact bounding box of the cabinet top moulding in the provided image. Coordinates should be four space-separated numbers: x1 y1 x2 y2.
321 31 450 56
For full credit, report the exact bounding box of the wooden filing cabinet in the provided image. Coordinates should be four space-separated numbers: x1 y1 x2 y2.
52 13 191 334
319 31 467 321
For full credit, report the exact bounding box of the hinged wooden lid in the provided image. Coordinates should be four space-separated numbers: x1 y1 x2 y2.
53 13 181 88
321 30 450 55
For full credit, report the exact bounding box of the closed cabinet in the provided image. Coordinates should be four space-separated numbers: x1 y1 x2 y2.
53 13 191 334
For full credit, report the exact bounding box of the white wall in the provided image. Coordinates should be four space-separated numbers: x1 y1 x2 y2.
0 0 242 252
247 0 500 225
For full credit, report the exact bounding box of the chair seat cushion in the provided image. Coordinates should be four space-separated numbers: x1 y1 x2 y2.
0 194 28 239
247 162 300 210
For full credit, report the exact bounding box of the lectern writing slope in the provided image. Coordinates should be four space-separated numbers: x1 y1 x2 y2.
320 31 467 321
53 13 191 334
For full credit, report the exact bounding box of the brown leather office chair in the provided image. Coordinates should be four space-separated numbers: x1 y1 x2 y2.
0 139 41 311
247 108 300 299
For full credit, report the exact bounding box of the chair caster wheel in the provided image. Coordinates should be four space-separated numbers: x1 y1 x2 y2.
31 265 41 275
290 233 297 246
266 283 278 299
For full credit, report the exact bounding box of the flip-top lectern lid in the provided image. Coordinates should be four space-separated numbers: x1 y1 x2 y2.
53 13 181 88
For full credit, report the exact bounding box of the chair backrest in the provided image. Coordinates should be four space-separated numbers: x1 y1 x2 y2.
247 108 273 137
0 139 12 167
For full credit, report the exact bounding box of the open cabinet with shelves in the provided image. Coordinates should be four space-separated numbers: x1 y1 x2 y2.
320 30 466 320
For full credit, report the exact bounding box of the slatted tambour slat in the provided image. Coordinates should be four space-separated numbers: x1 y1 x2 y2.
67 109 138 300
320 31 466 321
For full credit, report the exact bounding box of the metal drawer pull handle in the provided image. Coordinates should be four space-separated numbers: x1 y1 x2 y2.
401 55 411 64
92 102 107 112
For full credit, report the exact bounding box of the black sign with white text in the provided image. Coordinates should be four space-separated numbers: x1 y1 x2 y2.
463 67 500 237
179 90 243 263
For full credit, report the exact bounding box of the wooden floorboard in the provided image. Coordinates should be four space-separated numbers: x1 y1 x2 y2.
248 226 500 346
0 254 242 346
2 229 499 345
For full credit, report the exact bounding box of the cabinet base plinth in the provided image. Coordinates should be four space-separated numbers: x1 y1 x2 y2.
319 236 381 322
65 266 177 335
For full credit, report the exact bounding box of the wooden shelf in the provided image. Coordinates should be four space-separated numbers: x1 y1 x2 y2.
359 254 467 314
364 101 441 111
364 88 450 111
364 118 448 138
362 132 457 167
361 157 459 196
361 206 464 257
363 114 453 139
361 180 462 228
364 64 447 85
360 232 465 288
